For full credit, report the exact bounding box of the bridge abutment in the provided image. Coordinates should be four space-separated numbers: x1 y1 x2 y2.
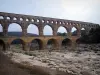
23 42 30 51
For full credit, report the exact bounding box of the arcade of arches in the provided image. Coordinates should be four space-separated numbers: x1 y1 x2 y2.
0 22 82 37
0 12 99 51
0 38 74 51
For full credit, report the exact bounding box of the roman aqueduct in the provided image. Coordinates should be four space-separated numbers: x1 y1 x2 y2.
0 12 99 51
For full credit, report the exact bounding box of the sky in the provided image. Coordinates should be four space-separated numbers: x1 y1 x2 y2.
0 0 100 35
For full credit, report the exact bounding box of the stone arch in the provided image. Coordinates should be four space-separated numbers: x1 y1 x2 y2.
51 20 54 23
57 26 68 36
62 38 72 50
26 18 29 21
36 19 40 22
6 16 10 20
43 25 53 35
0 16 4 19
89 27 94 31
41 19 45 23
81 28 85 30
0 39 5 51
10 39 25 50
31 19 34 22
13 17 17 20
0 24 3 32
47 38 58 50
20 17 23 21
80 27 86 36
27 24 39 35
46 20 50 23
8 23 22 36
71 26 79 36
30 39 43 50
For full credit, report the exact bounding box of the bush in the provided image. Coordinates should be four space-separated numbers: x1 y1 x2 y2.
78 27 100 44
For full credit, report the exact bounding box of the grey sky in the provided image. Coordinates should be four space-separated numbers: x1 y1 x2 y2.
0 0 100 34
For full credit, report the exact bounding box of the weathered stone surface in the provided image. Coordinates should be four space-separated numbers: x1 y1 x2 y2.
0 12 99 51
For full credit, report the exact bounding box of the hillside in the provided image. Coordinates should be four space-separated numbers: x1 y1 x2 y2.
0 32 38 37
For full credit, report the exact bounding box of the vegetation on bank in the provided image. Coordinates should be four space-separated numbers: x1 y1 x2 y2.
77 27 100 44
57 26 100 44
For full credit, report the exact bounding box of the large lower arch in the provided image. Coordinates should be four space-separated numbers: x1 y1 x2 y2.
62 38 72 50
8 23 22 36
27 24 39 36
57 26 68 36
0 39 5 51
30 39 43 50
47 39 58 50
43 25 53 35
10 39 25 51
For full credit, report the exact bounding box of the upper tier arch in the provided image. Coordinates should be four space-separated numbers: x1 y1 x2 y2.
0 12 99 37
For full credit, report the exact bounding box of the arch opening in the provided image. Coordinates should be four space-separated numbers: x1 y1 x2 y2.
30 39 43 50
26 18 29 21
0 24 3 36
8 23 22 36
6 17 10 20
0 40 5 51
43 25 53 35
20 18 23 21
81 28 85 30
57 26 68 36
62 38 72 50
47 39 57 50
0 16 4 19
10 39 25 51
71 27 78 36
81 28 86 36
42 20 44 23
13 17 17 20
31 19 34 22
27 24 39 36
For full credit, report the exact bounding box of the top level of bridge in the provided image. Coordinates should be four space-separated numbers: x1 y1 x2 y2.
0 12 99 26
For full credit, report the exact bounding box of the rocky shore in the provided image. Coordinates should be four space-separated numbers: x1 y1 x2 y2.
5 44 100 75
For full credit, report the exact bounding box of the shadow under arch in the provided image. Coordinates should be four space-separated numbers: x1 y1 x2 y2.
47 39 58 50
43 25 53 35
30 39 43 50
0 39 5 51
10 39 25 50
62 38 72 50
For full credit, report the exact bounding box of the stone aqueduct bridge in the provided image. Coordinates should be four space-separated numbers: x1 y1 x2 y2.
0 12 99 51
